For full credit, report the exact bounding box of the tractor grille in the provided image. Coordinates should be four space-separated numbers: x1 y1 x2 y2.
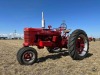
24 30 35 45
24 31 30 42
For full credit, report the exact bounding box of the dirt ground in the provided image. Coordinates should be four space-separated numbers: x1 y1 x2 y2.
0 40 100 75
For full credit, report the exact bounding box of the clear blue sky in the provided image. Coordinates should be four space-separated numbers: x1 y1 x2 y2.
0 0 100 37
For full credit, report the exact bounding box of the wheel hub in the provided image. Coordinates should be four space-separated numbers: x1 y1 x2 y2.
23 51 34 62
24 52 33 60
76 34 88 56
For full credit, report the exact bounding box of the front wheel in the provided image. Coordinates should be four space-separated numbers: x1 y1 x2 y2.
68 29 89 60
17 47 38 65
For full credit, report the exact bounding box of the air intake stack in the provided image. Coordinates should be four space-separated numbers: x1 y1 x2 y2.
42 12 45 28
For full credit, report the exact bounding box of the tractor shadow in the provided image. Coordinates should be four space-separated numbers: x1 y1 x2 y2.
86 53 93 58
37 50 69 63
37 50 93 63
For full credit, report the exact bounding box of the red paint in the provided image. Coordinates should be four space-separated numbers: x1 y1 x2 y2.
76 37 84 54
23 27 69 49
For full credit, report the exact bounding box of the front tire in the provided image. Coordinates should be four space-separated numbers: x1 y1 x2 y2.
68 29 89 60
17 47 37 65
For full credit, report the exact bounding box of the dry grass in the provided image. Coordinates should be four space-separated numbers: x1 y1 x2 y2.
0 40 100 75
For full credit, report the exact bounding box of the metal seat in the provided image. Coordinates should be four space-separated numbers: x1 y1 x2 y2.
63 29 71 33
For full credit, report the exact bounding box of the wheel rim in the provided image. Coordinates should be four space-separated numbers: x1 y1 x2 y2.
76 34 88 56
22 51 35 63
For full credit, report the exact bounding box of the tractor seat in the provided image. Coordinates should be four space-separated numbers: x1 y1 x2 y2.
63 29 71 33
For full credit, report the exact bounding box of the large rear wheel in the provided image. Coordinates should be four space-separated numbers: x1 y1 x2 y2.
68 29 89 60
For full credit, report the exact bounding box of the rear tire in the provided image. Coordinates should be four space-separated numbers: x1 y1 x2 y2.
17 47 37 65
68 29 89 60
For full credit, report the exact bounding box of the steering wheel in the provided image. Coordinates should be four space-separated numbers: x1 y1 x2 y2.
60 23 67 30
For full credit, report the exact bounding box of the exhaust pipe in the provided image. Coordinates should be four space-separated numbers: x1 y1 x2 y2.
42 12 45 29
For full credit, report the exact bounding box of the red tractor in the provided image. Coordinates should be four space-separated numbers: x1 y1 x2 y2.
17 25 89 65
88 37 96 42
17 12 89 65
88 37 93 42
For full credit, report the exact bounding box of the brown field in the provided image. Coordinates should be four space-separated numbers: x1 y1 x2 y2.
0 40 100 75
